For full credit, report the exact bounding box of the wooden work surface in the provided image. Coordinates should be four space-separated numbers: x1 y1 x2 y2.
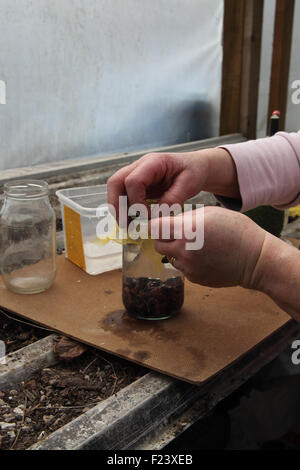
0 255 291 385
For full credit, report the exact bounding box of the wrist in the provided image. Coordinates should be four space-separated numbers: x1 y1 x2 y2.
198 147 241 199
250 234 300 320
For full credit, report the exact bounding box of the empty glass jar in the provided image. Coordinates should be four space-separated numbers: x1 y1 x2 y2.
0 180 56 294
122 237 184 320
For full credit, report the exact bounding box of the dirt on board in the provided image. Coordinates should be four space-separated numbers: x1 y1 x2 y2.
0 310 146 450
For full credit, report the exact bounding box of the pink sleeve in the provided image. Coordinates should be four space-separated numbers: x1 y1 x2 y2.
219 131 300 212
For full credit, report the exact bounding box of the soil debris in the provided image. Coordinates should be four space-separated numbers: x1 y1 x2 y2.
53 336 88 362
0 310 146 450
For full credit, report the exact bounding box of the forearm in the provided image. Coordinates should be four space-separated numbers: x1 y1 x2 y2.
221 132 300 211
251 234 300 321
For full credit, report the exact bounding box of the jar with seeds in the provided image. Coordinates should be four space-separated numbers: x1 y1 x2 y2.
122 220 184 320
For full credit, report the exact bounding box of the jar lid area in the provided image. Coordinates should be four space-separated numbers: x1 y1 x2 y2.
4 180 49 199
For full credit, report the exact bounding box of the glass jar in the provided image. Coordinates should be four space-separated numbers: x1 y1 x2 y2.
0 180 56 294
122 237 184 320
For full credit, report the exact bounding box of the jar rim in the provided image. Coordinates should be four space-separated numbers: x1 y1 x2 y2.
4 180 49 200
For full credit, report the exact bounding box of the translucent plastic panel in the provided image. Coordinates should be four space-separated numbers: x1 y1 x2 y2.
286 0 300 133
0 0 223 170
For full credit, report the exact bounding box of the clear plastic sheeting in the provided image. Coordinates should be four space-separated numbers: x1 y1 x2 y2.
256 0 300 136
0 0 223 170
256 0 276 139
286 0 300 133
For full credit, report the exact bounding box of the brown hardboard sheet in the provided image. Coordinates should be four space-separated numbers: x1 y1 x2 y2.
0 255 290 384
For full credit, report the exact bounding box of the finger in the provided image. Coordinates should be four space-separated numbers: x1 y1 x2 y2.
107 161 139 219
159 170 200 207
154 239 180 258
155 240 183 271
150 214 183 241
124 156 168 207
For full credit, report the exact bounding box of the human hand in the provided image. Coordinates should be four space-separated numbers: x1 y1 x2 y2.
151 206 300 321
107 148 240 222
151 206 266 289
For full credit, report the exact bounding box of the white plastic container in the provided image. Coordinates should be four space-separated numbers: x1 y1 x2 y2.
56 185 122 275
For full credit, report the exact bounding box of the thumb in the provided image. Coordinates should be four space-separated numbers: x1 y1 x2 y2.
149 214 183 241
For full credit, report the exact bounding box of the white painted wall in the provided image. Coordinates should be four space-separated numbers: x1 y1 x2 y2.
0 0 223 170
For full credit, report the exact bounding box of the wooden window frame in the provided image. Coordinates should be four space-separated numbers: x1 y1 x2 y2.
220 0 264 139
220 0 295 139
268 0 295 132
